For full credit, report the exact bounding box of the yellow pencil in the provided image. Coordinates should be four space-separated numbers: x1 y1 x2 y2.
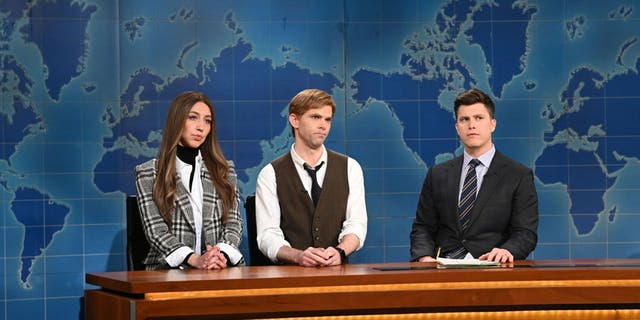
436 247 441 259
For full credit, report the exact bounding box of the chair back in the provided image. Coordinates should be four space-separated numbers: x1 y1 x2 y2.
244 195 273 266
126 195 150 270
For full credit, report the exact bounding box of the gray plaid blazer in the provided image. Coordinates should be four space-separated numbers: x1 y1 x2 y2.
134 158 243 270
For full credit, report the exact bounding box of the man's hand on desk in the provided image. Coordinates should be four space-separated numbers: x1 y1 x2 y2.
418 256 436 262
297 247 336 267
479 248 514 263
279 245 350 267
281 246 340 267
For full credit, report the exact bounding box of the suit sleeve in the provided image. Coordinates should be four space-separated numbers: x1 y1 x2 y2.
500 168 539 259
219 163 243 248
213 163 244 265
410 168 438 261
134 163 187 260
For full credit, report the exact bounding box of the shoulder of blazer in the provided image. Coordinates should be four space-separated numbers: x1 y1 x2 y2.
198 158 238 184
135 159 157 177
226 160 238 185
491 151 530 174
430 155 462 172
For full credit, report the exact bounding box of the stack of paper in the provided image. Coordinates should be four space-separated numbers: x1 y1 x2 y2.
436 257 500 268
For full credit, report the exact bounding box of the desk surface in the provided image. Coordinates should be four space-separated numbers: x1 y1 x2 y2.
85 259 640 319
86 259 640 294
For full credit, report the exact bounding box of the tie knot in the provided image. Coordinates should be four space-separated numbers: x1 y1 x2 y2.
303 161 324 176
469 159 480 169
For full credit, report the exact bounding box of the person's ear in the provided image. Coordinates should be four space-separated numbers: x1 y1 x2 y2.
289 113 299 129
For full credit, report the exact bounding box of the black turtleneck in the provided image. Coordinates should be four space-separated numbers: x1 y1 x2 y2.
176 145 198 191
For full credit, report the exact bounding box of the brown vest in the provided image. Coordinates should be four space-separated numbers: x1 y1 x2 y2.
272 150 349 249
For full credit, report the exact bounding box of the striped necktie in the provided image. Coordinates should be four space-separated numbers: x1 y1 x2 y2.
458 159 480 232
449 159 480 259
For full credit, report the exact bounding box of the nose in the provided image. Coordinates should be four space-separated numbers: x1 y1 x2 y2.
196 120 205 131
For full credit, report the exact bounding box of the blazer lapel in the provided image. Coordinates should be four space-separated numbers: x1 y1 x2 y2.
175 175 196 232
447 157 464 233
200 159 216 244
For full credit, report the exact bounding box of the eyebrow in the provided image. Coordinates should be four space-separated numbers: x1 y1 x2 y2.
189 111 212 118
459 113 485 118
312 111 331 118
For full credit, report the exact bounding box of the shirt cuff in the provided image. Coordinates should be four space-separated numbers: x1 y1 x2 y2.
165 246 193 267
216 243 243 265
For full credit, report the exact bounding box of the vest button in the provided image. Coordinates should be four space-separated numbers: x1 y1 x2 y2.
315 236 320 240
315 227 319 231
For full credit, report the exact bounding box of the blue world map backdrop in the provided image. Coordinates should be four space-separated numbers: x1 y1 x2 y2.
2 0 640 319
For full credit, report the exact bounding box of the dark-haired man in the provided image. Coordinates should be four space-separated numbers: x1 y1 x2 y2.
410 88 538 263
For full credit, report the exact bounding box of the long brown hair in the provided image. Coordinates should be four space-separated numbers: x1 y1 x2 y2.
153 91 236 226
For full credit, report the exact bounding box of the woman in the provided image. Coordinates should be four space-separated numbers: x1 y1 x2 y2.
134 91 243 270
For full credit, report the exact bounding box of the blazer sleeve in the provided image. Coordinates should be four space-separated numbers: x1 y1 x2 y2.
209 161 244 265
134 161 186 259
410 168 438 261
500 167 539 259
217 161 243 249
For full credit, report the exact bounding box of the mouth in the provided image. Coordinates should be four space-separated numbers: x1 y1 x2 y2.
193 135 203 141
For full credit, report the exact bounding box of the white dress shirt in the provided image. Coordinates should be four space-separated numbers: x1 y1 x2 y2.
165 152 205 266
165 153 244 267
458 145 496 202
255 144 368 262
457 145 495 259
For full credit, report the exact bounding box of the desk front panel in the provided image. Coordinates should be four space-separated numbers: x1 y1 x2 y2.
84 260 640 319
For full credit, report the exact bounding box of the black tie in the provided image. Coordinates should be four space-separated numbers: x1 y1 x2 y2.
303 161 324 206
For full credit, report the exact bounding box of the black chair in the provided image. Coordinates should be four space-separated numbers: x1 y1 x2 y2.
126 195 150 270
244 195 272 266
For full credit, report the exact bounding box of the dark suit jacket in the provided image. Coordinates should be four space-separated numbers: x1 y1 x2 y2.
410 151 538 260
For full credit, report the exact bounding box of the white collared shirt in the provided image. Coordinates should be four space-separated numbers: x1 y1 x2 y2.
255 144 368 262
458 145 495 203
165 152 204 267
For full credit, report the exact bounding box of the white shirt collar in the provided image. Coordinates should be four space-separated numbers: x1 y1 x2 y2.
290 143 327 168
463 145 495 168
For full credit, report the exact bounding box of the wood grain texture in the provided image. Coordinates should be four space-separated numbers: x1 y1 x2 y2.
84 260 640 319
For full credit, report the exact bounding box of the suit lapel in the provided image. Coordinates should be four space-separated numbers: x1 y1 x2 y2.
175 177 196 232
200 159 216 241
447 157 464 232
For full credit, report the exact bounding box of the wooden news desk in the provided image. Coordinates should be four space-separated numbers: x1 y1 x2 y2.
85 259 640 320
